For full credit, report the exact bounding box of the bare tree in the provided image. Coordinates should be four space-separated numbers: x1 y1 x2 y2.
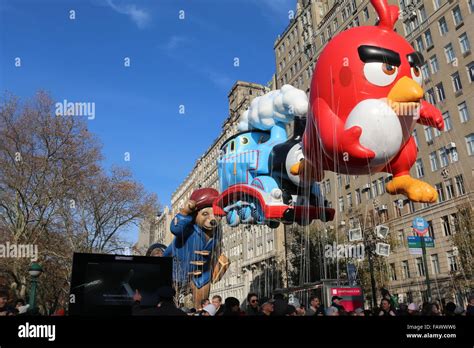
0 92 159 313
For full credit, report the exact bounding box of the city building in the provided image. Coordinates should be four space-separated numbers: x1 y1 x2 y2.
274 0 473 305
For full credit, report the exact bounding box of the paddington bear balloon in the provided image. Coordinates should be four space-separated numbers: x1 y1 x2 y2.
296 0 444 203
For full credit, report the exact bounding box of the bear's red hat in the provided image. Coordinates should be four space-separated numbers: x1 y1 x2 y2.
190 188 219 211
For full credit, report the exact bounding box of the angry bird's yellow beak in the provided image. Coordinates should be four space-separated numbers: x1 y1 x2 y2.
290 161 303 175
388 76 424 103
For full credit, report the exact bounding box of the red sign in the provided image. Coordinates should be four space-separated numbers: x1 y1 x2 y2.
331 287 362 296
330 287 364 312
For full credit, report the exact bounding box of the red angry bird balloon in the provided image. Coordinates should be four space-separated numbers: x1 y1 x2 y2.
299 0 444 203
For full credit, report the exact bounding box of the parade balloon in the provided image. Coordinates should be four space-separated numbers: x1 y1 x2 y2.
213 85 335 228
296 0 444 203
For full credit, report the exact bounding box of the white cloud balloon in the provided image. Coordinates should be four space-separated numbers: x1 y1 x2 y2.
237 85 308 131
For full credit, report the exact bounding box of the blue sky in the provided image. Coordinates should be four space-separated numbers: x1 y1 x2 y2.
0 0 295 244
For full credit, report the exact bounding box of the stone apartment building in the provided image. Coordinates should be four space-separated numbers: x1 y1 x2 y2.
274 0 473 305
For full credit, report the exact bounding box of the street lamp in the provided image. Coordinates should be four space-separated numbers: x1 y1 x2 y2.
28 263 43 311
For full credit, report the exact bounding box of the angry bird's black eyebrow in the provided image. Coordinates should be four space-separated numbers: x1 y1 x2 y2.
407 52 425 67
358 45 401 66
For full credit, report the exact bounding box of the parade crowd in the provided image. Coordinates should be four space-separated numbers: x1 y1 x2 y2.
130 286 474 317
1 287 473 317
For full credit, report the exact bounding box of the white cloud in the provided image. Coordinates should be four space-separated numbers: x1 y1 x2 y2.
238 84 308 131
106 0 151 29
160 35 188 52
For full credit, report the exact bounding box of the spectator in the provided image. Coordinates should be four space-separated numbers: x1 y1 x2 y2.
285 305 297 316
444 302 456 316
330 295 345 314
258 300 274 316
378 298 396 316
466 296 474 316
397 303 409 316
306 296 325 316
354 308 365 316
132 286 186 316
431 303 442 316
272 292 288 316
146 243 167 257
202 304 217 316
245 293 259 316
421 302 434 316
0 289 15 316
200 298 210 309
325 306 339 316
296 305 306 316
454 306 465 316
222 297 241 316
407 303 419 316
212 295 224 316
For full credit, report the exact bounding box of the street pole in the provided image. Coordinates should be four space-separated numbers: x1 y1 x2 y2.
367 243 378 310
28 276 38 309
421 237 432 302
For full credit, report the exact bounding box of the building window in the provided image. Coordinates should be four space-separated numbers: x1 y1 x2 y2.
452 72 463 92
416 36 425 51
431 254 440 274
443 112 452 131
458 101 470 123
447 251 458 271
371 181 379 197
433 0 441 10
416 257 425 277
430 55 439 74
459 33 471 54
436 183 445 202
338 197 344 212
429 152 439 171
426 88 436 104
436 83 446 102
445 44 456 64
455 175 465 195
427 220 435 239
389 263 397 281
378 177 385 194
353 16 360 27
424 126 433 143
449 147 459 163
394 200 403 217
445 179 455 200
325 180 331 194
419 5 427 22
438 17 448 36
355 189 361 205
415 159 425 178
363 6 369 21
452 6 463 26
397 229 405 246
439 147 449 168
466 133 474 156
441 216 452 236
470 0 474 13
346 193 352 208
424 29 433 48
402 260 411 279
468 62 474 82
421 64 430 80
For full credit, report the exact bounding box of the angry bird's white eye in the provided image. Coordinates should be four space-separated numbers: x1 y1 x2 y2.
411 67 423 85
296 150 304 162
363 62 399 86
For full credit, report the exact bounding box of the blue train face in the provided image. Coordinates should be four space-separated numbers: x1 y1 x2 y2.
218 131 270 191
